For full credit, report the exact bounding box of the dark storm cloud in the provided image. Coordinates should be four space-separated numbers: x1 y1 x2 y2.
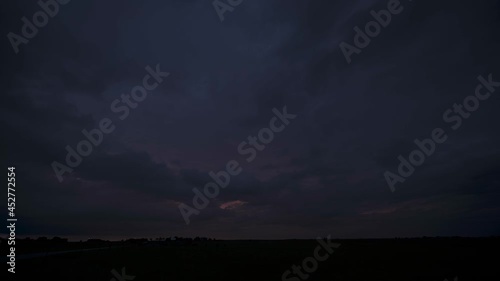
1 0 500 239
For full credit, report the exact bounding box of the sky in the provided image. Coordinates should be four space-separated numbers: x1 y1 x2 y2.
1 0 500 240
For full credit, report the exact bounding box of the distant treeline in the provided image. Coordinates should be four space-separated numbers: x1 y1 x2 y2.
0 236 216 243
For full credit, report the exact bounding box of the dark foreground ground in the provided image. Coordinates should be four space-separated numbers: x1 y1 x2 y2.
4 237 500 281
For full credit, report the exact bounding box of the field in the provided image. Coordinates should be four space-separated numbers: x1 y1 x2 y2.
6 237 499 281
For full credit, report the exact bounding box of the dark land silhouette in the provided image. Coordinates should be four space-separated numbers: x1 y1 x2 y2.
2 236 499 280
